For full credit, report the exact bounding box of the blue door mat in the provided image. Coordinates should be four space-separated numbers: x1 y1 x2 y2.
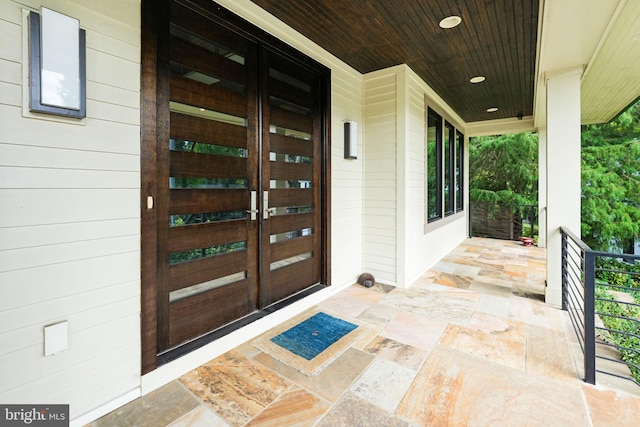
252 310 367 376
270 312 358 360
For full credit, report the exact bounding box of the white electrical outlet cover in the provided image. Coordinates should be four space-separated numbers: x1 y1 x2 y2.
44 321 68 356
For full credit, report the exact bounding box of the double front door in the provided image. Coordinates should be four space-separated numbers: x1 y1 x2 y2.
144 1 328 358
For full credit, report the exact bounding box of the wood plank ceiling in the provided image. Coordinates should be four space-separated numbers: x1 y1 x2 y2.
249 0 539 123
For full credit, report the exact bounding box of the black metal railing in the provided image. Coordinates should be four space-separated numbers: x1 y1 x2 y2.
470 203 538 241
561 227 640 387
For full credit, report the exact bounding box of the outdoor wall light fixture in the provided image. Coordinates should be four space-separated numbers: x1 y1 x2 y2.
344 120 357 159
29 8 86 118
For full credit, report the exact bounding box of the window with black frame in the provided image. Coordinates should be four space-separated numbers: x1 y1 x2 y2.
456 130 464 212
427 108 442 222
444 121 455 216
426 107 464 226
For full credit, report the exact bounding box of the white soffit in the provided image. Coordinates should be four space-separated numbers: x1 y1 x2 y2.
581 0 640 124
534 0 621 127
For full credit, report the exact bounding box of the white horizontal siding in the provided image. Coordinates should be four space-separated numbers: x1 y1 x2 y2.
6 342 140 405
86 99 139 125
87 30 139 63
361 65 468 287
360 171 396 183
365 100 397 119
363 185 397 201
0 218 138 250
86 48 140 94
363 224 395 236
60 356 140 419
0 18 21 62
0 189 139 227
363 233 396 247
0 314 139 389
0 58 21 84
0 105 140 154
0 0 22 22
316 25 365 287
87 81 140 110
365 212 396 228
365 74 396 93
406 76 426 227
0 80 20 106
16 0 139 41
0 251 139 312
0 314 140 419
0 0 141 422
0 143 139 170
0 167 139 189
0 280 138 352
363 70 398 283
330 69 364 287
404 68 467 282
0 234 139 272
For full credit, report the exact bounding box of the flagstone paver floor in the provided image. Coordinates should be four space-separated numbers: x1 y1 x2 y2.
89 238 640 427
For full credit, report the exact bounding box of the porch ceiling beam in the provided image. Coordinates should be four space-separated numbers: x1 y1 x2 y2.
465 116 535 138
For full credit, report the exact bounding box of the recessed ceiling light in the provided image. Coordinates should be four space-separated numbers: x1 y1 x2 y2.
486 107 499 113
439 15 462 29
470 76 486 84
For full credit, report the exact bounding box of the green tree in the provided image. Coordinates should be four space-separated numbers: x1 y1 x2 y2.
469 132 538 205
469 100 640 252
581 101 640 251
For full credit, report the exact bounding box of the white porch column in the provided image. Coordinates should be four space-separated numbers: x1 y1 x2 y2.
545 67 582 306
538 128 547 249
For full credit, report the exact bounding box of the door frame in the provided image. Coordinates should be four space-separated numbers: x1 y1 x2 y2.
140 0 331 374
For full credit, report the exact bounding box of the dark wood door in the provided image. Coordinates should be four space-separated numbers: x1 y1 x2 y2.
158 2 260 351
149 1 326 355
259 49 324 306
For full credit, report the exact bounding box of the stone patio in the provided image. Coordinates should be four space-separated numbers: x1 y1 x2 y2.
89 238 640 426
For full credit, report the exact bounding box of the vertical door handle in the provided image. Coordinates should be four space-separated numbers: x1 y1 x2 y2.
262 191 276 219
263 191 269 219
246 191 259 220
263 191 277 219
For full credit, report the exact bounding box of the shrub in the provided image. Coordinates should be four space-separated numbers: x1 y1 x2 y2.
595 258 640 290
595 286 640 383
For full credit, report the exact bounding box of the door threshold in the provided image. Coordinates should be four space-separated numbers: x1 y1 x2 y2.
263 284 327 313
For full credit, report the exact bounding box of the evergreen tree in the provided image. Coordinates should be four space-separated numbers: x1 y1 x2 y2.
469 132 538 205
581 101 640 251
469 100 640 252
